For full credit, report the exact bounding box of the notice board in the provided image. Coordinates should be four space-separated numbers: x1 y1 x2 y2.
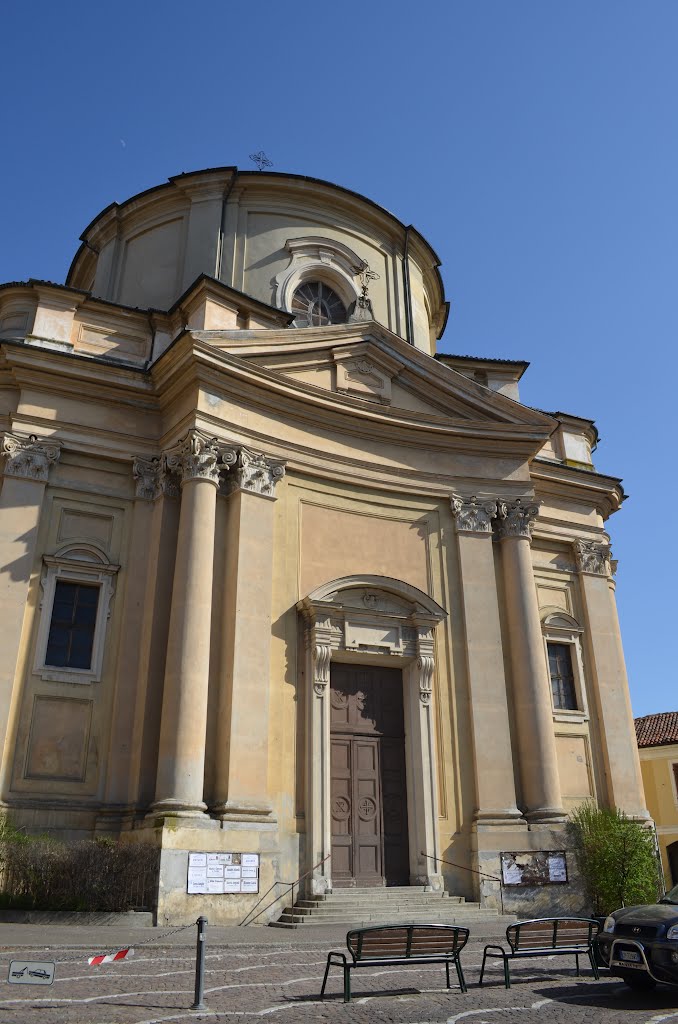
187 852 260 894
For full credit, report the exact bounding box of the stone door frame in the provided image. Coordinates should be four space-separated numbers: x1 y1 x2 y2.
297 575 447 895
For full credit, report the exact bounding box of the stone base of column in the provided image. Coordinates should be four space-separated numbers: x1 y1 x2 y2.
211 799 276 825
525 808 568 825
473 809 528 831
146 798 209 820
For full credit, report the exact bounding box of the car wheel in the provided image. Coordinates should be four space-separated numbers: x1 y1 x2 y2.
622 972 657 991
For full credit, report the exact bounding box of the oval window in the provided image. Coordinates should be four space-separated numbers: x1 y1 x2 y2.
291 282 347 328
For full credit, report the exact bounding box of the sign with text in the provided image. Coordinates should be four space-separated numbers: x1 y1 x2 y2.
187 851 260 894
8 961 55 985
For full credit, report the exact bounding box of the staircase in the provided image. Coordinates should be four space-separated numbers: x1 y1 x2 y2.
269 885 501 929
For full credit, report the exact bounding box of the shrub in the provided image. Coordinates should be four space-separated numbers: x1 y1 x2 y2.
567 803 660 916
0 832 159 913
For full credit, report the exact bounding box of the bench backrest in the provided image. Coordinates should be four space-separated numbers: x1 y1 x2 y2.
507 917 600 952
347 924 469 962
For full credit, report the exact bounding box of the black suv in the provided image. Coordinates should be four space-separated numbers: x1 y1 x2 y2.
596 882 678 990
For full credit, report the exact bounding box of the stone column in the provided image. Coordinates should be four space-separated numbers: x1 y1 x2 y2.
151 431 226 817
575 540 649 819
498 499 565 822
450 496 524 827
211 448 285 823
0 433 60 794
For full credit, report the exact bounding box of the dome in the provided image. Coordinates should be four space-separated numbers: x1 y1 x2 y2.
66 167 448 354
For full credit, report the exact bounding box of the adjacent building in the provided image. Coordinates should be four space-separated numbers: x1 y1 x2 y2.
636 713 678 888
0 166 649 921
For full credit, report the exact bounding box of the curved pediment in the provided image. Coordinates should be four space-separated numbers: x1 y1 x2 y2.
303 574 446 620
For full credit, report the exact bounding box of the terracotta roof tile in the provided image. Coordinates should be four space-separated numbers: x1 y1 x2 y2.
635 712 678 748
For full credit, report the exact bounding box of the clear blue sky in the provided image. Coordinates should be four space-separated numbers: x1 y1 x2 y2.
2 1 675 717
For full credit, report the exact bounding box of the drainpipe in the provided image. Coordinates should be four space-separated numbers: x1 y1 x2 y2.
216 170 239 281
402 226 415 345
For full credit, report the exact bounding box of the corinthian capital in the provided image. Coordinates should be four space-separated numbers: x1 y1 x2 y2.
574 539 612 576
226 447 286 498
450 494 497 534
2 433 61 482
497 497 540 539
163 430 232 486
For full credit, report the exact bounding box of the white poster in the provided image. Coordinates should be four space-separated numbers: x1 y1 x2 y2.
187 852 260 894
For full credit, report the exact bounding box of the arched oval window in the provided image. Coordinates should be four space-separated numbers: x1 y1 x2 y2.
291 281 347 328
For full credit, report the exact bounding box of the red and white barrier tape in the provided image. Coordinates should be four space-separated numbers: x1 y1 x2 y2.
88 948 134 966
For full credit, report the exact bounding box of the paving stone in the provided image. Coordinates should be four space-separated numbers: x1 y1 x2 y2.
0 927 675 1023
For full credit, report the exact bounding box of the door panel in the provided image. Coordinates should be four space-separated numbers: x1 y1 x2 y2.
329 664 409 886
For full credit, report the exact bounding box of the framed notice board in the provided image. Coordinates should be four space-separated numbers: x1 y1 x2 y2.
500 851 568 886
187 852 260 894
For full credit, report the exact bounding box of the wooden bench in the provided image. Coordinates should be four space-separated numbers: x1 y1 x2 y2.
320 923 469 1003
479 917 601 988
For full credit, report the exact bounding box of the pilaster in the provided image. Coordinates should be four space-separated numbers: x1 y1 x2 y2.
0 433 61 796
574 538 649 818
450 495 525 829
211 447 286 823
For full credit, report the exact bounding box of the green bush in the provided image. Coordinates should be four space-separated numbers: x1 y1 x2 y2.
567 803 660 916
0 832 159 913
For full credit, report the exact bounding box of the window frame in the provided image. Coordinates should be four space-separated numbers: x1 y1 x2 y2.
541 611 589 723
34 544 119 684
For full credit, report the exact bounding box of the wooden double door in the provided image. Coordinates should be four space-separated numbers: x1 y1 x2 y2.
330 663 409 887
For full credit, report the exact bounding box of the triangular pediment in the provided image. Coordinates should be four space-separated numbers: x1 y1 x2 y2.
202 322 553 431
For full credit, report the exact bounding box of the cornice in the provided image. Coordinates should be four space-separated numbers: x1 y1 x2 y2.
0 340 156 410
152 335 555 459
531 457 625 519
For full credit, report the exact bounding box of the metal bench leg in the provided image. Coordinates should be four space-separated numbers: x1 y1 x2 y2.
344 964 351 1003
504 955 510 989
588 947 600 980
479 949 488 986
445 960 451 989
455 955 467 994
575 953 580 976
320 954 332 1000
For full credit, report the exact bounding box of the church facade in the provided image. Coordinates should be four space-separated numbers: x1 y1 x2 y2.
0 167 648 922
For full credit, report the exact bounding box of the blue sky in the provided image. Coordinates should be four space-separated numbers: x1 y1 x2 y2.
2 1 675 717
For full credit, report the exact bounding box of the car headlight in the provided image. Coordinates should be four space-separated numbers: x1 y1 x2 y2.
667 925 678 942
603 916 616 933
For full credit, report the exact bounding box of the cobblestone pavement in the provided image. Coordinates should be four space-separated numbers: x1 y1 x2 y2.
0 931 676 1024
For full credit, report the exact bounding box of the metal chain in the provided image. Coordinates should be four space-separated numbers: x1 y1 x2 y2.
50 920 197 965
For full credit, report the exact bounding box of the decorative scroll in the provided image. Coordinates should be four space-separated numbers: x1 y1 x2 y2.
312 644 331 696
226 448 286 498
574 539 612 577
132 456 161 500
450 495 497 534
2 433 60 482
415 625 436 705
497 497 540 539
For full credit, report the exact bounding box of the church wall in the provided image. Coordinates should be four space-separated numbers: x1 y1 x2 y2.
3 455 133 838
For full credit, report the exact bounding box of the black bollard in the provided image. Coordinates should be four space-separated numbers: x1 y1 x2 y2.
191 915 208 1010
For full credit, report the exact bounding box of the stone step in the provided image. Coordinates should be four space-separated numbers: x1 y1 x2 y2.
295 896 461 909
270 910 501 928
310 891 457 902
286 901 480 916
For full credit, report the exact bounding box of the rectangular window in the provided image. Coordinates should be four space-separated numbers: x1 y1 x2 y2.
547 642 577 711
45 581 99 670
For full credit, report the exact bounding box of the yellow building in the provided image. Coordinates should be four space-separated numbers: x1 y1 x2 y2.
0 167 649 923
636 713 678 887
